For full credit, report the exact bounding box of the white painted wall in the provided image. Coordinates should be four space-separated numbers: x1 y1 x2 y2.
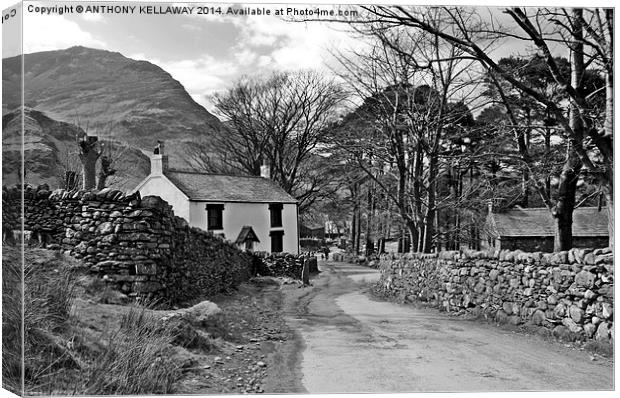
189 201 298 254
137 176 190 220
137 175 299 254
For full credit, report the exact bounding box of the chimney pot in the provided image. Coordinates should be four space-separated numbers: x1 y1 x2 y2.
151 140 168 175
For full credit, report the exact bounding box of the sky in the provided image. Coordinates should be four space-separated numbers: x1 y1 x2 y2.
0 0 610 113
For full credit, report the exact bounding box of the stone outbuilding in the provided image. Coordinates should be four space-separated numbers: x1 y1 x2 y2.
133 142 299 254
483 207 609 252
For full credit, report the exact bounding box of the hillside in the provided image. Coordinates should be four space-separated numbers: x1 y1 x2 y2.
2 46 224 171
2 108 150 190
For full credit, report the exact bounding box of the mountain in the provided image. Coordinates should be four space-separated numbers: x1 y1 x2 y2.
2 46 224 172
2 108 151 190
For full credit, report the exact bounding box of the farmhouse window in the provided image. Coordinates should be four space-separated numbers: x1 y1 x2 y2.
206 204 224 230
270 230 284 253
269 203 283 227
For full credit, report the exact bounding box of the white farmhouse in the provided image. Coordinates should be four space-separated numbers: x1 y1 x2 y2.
134 143 299 254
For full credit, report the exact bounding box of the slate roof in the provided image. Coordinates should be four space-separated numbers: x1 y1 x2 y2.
164 170 297 203
235 226 260 244
487 207 609 238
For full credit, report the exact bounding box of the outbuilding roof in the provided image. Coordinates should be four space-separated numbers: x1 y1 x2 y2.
164 170 297 203
487 207 609 238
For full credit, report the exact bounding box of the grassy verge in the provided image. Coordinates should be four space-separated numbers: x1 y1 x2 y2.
2 246 183 395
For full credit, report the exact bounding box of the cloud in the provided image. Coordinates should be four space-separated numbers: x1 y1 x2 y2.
129 53 240 108
234 13 369 71
81 12 104 22
23 13 106 53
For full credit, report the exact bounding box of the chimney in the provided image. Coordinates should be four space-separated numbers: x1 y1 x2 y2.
151 140 168 175
260 163 270 179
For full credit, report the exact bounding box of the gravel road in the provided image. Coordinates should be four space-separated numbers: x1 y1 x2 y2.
279 260 614 393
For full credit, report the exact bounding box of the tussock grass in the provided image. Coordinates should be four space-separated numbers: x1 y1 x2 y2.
2 247 23 395
82 307 181 395
2 247 183 395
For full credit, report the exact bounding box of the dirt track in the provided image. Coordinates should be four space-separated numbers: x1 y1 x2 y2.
272 260 614 393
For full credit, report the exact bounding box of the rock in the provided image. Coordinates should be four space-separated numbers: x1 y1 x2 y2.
96 221 114 235
495 310 509 324
574 270 596 288
569 305 584 323
553 303 567 318
598 285 613 299
583 323 596 338
175 300 222 325
584 289 597 301
508 315 521 325
552 325 574 341
595 322 610 342
502 302 513 315
562 318 583 334
601 303 613 319
257 361 267 367
531 309 546 326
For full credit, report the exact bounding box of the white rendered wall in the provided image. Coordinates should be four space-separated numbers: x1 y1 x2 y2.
137 176 190 220
189 201 299 254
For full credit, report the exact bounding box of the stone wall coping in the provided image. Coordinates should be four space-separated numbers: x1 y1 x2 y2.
380 247 613 266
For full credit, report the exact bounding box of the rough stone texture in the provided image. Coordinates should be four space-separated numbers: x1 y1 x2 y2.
253 252 308 279
377 248 614 344
3 184 254 305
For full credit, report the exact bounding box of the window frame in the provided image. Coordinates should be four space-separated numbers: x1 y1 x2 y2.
269 230 284 253
206 203 224 230
269 203 283 228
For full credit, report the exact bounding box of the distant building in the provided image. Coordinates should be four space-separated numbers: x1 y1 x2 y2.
483 206 609 252
300 223 325 240
134 142 299 254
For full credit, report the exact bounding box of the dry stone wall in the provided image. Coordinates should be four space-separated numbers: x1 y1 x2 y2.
3 184 252 305
377 248 614 345
253 252 309 279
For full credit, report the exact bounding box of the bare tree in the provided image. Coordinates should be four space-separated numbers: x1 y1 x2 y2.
330 19 485 252
359 6 613 250
209 70 347 210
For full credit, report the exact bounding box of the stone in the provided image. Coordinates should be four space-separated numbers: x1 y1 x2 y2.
569 305 584 323
489 269 500 281
553 303 566 318
584 289 597 301
531 309 546 326
495 310 509 324
598 285 613 299
583 323 596 338
508 315 521 325
547 294 558 305
562 318 583 334
595 322 610 342
574 270 596 288
96 221 114 235
502 302 513 315
601 303 613 319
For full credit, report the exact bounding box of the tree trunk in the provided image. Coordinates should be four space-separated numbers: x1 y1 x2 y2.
423 155 438 253
553 8 585 252
79 136 99 190
96 155 116 190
